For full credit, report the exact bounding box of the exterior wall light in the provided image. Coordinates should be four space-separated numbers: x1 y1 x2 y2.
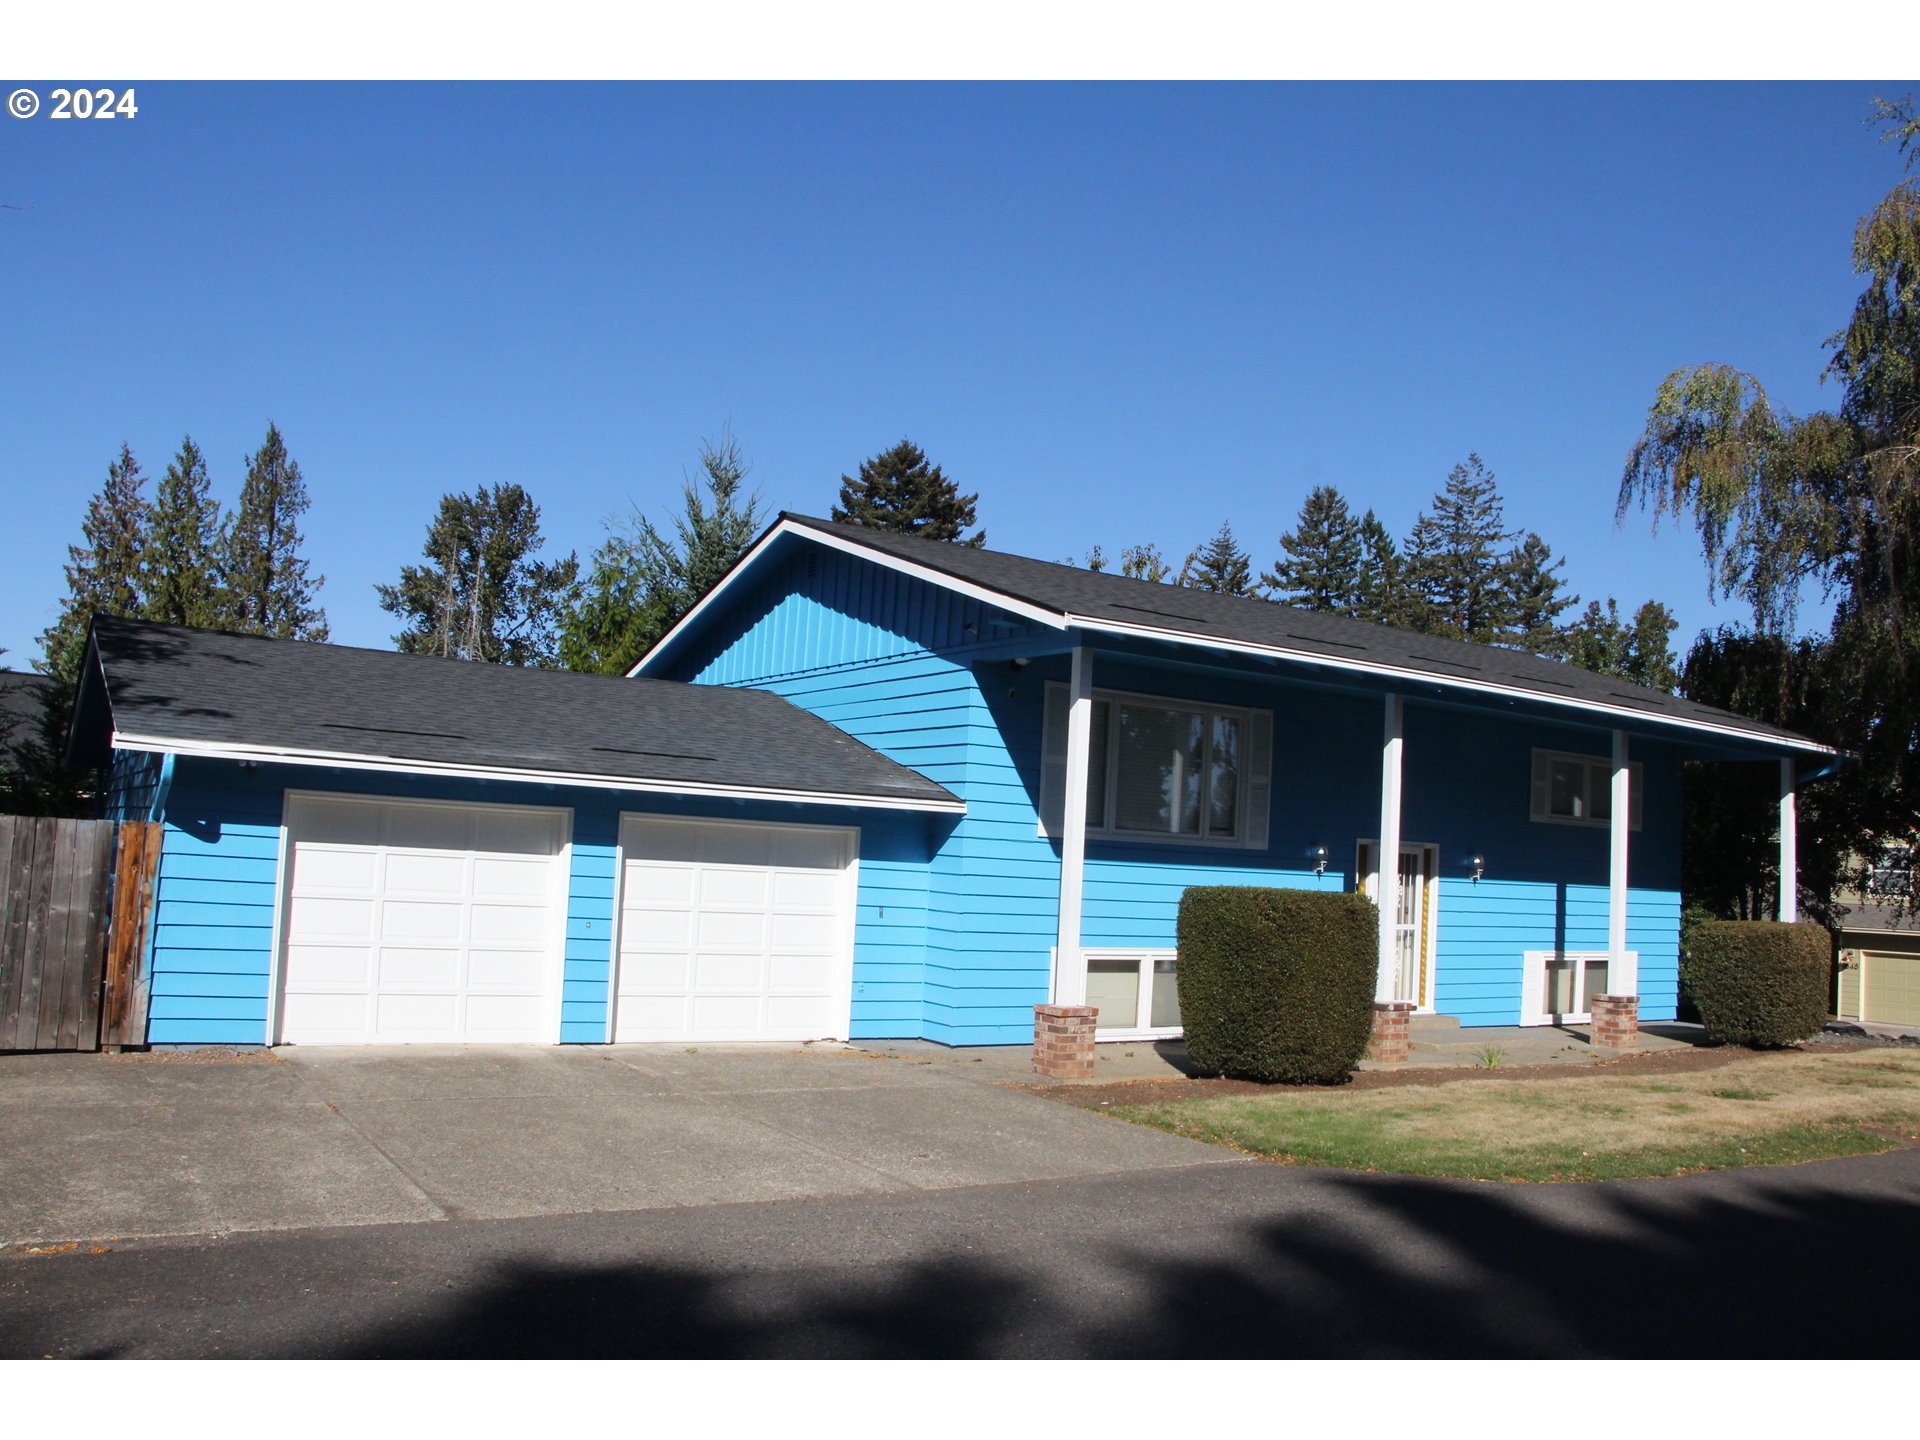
1306 844 1328 876
1467 853 1485 883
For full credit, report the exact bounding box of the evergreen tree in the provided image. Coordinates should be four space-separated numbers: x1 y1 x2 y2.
1403 454 1517 641
377 484 579 665
832 439 983 545
1353 509 1407 626
1179 521 1256 597
1120 544 1172 583
556 533 674 676
629 433 765 618
1264 485 1364 611
143 435 225 628
1502 531 1576 655
38 444 149 686
221 423 328 641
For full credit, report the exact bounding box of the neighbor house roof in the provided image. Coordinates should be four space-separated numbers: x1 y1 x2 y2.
0 671 55 745
639 513 1833 757
70 616 963 813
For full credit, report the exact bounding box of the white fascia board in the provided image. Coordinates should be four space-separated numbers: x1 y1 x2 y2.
1064 614 1839 757
109 732 967 815
629 517 1070 677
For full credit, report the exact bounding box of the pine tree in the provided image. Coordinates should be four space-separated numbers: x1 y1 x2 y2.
377 484 580 665
1560 597 1681 691
1265 485 1364 611
143 435 225 628
1354 509 1407 626
832 439 982 545
556 533 674 675
1502 531 1576 655
1403 454 1518 641
629 432 765 617
221 424 328 641
38 444 150 685
1179 521 1256 597
1120 544 1172 583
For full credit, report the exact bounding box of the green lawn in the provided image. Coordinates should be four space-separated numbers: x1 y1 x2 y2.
1110 1048 1920 1182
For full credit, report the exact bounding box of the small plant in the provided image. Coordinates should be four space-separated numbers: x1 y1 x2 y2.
1476 1044 1506 1069
1710 1086 1774 1101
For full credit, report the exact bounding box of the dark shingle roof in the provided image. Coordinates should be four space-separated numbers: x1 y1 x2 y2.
778 514 1828 754
0 671 55 744
78 616 960 810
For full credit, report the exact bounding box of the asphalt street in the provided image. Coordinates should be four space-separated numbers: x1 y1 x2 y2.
6 1146 1918 1358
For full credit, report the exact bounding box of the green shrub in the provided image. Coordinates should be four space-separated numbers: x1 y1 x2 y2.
1682 920 1830 1047
1176 886 1377 1084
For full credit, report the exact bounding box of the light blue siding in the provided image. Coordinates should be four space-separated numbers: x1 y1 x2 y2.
142 757 936 1046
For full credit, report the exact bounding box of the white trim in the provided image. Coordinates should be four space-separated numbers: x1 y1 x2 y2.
610 811 861 1044
274 790 575 1046
1083 947 1182 1040
110 731 965 815
1609 730 1630 970
1375 695 1404 1005
1059 612 1837 756
263 793 293 1047
1779 758 1799 924
629 516 1069 677
604 824 626 1044
1055 645 1092 1007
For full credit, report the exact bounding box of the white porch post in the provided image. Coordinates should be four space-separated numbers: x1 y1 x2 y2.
1375 694 1404 1003
1609 729 1632 990
1055 643 1093 1005
1779 758 1799 923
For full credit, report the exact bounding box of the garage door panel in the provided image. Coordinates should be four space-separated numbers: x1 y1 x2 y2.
376 946 461 988
382 899 467 943
291 847 379 892
284 944 373 987
699 868 770 907
467 947 548 989
279 796 565 1046
1865 953 1920 1026
473 856 552 898
288 895 376 940
383 852 467 896
615 816 852 1043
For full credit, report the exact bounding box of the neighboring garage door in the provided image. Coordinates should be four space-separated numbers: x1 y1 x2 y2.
278 794 569 1045
614 815 856 1043
1858 951 1920 1028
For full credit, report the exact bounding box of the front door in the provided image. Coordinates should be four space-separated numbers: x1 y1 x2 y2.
1358 842 1437 1009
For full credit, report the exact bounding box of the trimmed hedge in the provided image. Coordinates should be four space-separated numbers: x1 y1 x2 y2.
1682 920 1829 1048
1176 886 1377 1084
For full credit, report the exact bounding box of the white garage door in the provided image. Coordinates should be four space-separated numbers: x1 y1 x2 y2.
614 816 856 1043
278 794 568 1045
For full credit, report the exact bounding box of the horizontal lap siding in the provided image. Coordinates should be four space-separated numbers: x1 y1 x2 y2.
103 751 163 822
147 760 936 1045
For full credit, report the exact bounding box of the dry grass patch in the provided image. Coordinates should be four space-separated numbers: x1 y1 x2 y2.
1110 1048 1920 1182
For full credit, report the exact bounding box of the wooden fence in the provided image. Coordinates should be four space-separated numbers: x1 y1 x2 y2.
0 817 162 1052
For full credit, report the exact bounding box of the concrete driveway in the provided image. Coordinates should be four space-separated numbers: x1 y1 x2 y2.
0 1044 1227 1247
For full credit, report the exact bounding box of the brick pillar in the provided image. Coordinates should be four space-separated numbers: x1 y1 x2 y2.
1033 1004 1098 1080
1592 994 1639 1051
1369 1001 1413 1065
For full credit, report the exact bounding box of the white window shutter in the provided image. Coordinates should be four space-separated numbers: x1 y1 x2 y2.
1244 708 1273 850
1039 682 1068 838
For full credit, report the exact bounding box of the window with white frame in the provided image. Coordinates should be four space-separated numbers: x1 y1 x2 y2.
1042 683 1272 849
1529 749 1642 831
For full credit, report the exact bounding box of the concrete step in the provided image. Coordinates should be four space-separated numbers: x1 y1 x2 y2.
1408 1013 1461 1033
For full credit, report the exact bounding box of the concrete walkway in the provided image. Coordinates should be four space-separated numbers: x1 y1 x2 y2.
0 1043 1226 1248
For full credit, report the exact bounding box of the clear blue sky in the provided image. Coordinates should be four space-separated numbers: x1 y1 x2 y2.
1 81 1910 666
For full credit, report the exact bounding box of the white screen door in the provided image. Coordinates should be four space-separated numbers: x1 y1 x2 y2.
1358 842 1437 1009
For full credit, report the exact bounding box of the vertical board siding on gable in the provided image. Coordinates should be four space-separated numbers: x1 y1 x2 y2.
142 758 934 1045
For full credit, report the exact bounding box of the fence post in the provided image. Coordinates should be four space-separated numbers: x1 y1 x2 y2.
100 821 162 1050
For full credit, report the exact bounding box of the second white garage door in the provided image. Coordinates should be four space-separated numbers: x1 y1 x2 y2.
614 816 857 1043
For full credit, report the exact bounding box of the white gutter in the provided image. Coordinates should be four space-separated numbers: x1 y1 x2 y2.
1062 612 1839 757
109 732 968 815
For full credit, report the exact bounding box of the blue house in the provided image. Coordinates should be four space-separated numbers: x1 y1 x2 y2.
72 515 1831 1049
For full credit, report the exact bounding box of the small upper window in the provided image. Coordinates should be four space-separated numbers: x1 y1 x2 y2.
1530 749 1642 831
1868 844 1914 899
